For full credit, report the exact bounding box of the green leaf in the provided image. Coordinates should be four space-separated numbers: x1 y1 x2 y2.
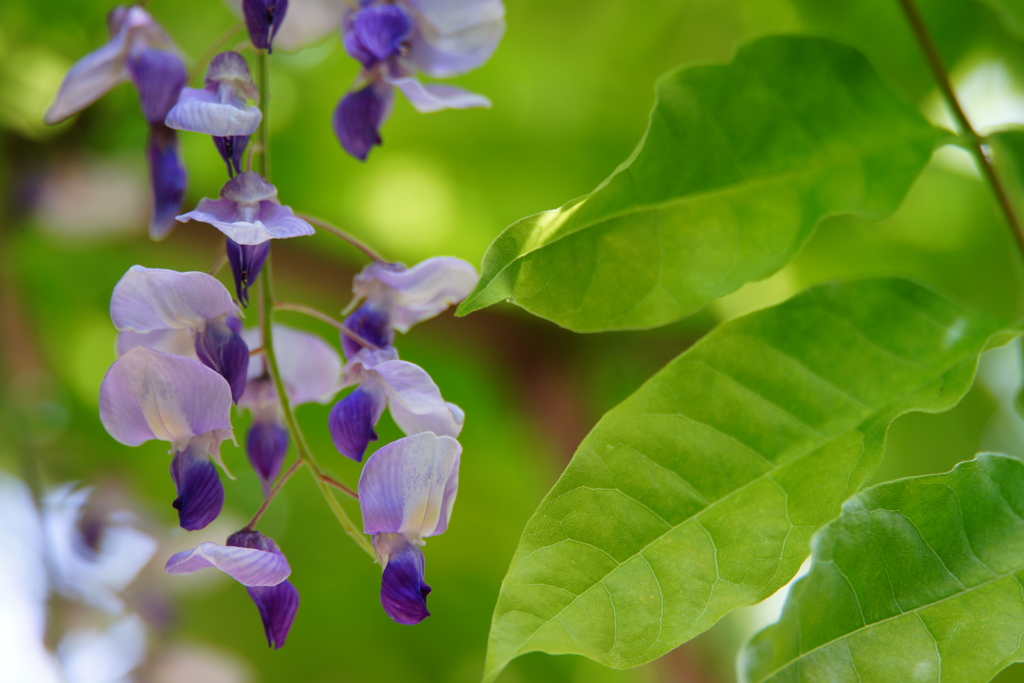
483 279 1008 682
974 0 1024 40
457 36 943 332
741 453 1024 683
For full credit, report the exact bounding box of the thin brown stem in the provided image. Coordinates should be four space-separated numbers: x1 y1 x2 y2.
209 244 228 276
896 0 1024 257
298 214 386 263
273 301 380 348
247 458 305 528
319 473 359 500
188 20 246 84
248 345 264 356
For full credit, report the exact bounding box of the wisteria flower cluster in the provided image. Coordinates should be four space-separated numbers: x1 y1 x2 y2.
46 0 502 649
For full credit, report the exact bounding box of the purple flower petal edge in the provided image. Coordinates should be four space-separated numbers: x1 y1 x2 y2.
247 581 300 649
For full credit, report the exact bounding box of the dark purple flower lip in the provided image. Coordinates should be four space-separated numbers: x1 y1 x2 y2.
194 317 249 402
333 80 393 161
246 420 289 495
243 0 290 53
147 124 187 241
378 537 431 625
170 448 224 531
247 581 299 648
328 386 383 462
214 135 250 177
226 238 270 307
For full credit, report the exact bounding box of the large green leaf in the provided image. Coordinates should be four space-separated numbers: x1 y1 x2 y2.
457 36 943 332
741 453 1024 683
483 279 1008 682
977 0 1024 39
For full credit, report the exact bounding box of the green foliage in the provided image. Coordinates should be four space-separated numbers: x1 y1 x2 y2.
483 278 1009 681
742 453 1024 683
458 36 943 332
974 0 1024 40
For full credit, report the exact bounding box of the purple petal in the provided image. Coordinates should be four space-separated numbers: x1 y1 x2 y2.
194 318 250 403
328 386 386 462
110 266 237 333
170 446 224 530
244 0 290 52
164 87 262 136
247 581 299 648
353 5 414 62
374 534 430 625
221 171 278 203
147 124 188 241
405 0 505 78
226 238 270 307
332 81 395 161
246 420 289 495
343 26 375 69
165 541 290 585
99 347 233 453
373 359 463 437
341 303 394 358
354 257 477 332
205 52 259 101
128 49 187 124
388 76 490 113
358 432 461 539
213 135 251 176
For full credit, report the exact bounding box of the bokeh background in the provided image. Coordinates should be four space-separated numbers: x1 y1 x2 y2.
4 0 1024 681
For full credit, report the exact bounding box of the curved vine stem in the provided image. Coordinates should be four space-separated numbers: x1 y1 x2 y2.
273 301 380 348
298 214 387 263
896 0 1024 257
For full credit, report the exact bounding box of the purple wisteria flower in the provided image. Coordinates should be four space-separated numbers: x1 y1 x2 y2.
165 52 262 177
341 256 479 357
239 325 342 493
111 266 250 402
177 172 315 305
328 346 463 461
167 529 299 648
243 0 291 53
334 0 505 159
99 346 234 530
358 432 461 624
44 6 189 240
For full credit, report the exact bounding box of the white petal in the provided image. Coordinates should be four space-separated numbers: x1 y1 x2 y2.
402 0 505 78
117 328 198 359
44 38 130 125
373 360 463 437
165 88 263 136
355 256 478 332
388 76 491 113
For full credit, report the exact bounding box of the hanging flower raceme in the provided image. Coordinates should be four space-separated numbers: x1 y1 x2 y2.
44 5 189 240
334 0 505 159
111 266 250 402
165 52 262 177
166 528 299 648
239 325 342 493
177 172 315 306
341 256 479 358
100 347 234 531
358 432 460 624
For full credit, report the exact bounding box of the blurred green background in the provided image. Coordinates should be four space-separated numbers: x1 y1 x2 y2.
4 0 1024 681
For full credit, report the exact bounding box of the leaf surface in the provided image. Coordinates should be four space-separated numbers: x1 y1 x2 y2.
483 279 1007 681
458 36 943 332
741 453 1024 683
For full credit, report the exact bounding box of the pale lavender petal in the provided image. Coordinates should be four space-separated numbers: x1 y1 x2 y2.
328 385 387 462
111 266 236 332
373 360 463 437
221 171 278 203
388 76 490 113
170 446 224 530
247 581 299 648
274 326 343 404
205 51 259 100
116 328 197 359
165 88 263 136
358 432 461 539
99 347 233 453
44 34 129 125
355 257 478 332
374 534 430 624
178 200 313 245
165 542 290 586
403 0 505 78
